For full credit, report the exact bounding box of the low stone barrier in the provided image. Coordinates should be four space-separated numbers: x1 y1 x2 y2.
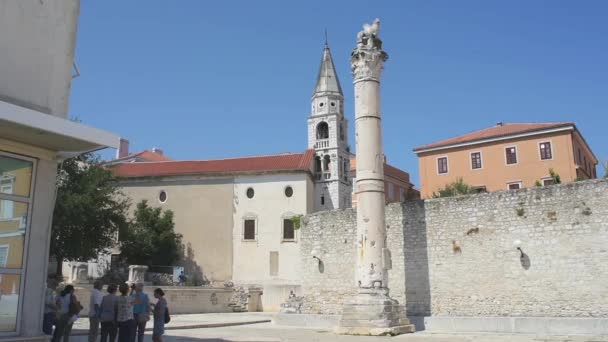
73 285 262 316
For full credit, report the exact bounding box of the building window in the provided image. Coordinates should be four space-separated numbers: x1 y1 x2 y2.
339 157 343 180
343 159 349 182
437 157 448 174
507 182 522 190
316 122 329 140
506 147 517 165
340 123 345 141
158 190 167 203
284 186 293 198
542 178 555 186
0 153 34 333
471 152 482 169
321 195 325 206
314 156 322 180
539 142 552 160
283 219 295 241
246 187 255 199
472 186 487 194
243 219 256 240
323 155 331 179
269 251 279 276
583 156 587 173
388 183 395 200
577 148 582 165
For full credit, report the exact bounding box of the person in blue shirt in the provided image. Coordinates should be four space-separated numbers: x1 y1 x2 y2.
130 283 150 342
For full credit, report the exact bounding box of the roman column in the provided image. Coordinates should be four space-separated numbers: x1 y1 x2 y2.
336 18 415 336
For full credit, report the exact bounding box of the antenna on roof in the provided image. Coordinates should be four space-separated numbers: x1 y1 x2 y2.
324 28 328 47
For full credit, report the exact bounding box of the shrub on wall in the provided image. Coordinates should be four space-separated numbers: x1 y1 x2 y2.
432 178 474 198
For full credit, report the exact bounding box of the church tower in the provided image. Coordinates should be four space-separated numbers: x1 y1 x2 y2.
308 41 352 211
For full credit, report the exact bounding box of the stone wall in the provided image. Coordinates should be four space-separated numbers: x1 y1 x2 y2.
300 179 608 318
74 286 262 316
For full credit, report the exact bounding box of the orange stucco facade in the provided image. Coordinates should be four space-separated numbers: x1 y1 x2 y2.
417 129 597 199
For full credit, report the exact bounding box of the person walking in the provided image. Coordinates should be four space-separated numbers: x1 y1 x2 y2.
130 283 150 342
151 288 167 342
88 281 104 342
43 279 58 335
52 285 82 342
99 284 119 342
116 283 137 342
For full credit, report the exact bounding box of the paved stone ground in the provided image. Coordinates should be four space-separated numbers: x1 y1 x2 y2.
70 321 608 342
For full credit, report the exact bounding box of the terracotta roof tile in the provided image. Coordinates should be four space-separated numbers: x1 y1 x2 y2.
414 122 574 152
349 157 411 184
110 150 315 178
113 150 173 163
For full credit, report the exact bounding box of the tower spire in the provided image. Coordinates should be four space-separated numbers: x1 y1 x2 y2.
313 38 343 96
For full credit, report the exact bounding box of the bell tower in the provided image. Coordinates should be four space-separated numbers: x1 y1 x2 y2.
308 41 352 211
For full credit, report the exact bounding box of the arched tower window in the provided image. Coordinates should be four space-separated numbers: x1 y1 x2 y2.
323 155 331 179
316 122 329 140
340 123 345 141
314 156 322 180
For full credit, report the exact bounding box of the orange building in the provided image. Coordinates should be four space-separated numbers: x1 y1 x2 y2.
414 122 598 199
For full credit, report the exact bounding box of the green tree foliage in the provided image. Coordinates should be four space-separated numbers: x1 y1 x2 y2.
119 200 183 266
432 178 474 198
50 153 130 276
548 168 561 184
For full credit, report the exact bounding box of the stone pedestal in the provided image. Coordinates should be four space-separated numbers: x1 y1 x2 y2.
68 262 89 284
127 265 148 284
336 288 414 335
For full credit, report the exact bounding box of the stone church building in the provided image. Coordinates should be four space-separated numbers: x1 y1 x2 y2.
106 43 414 311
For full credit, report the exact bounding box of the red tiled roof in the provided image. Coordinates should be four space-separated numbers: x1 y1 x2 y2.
113 150 173 163
349 157 411 184
414 122 574 152
111 150 315 178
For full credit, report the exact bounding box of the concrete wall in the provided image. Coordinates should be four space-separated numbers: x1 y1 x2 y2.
300 179 608 319
232 173 312 311
0 0 79 116
120 177 234 282
417 131 590 198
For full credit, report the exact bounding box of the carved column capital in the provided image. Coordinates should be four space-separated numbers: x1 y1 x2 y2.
350 44 388 82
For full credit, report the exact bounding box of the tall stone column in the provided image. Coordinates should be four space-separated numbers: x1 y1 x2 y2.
336 19 414 336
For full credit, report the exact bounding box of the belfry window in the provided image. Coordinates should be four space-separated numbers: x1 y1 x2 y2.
323 155 331 179
314 156 322 180
316 122 329 140
340 123 345 141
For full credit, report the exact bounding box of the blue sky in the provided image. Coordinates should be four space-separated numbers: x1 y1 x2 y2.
71 0 608 186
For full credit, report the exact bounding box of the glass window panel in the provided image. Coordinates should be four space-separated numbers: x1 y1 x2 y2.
0 156 33 197
0 201 28 268
0 274 21 332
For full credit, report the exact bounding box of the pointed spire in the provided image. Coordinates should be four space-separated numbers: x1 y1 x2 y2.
313 39 343 97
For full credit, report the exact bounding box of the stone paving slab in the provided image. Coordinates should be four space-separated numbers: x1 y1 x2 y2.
70 322 608 342
71 313 273 335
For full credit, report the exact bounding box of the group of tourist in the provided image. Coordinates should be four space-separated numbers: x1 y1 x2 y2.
43 279 168 342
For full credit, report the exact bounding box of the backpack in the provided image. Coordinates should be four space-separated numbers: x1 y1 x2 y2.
68 295 83 315
164 306 170 324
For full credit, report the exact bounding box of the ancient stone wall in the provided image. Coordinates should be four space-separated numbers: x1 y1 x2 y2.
300 179 608 317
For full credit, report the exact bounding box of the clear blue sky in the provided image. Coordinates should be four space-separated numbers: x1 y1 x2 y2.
70 0 608 186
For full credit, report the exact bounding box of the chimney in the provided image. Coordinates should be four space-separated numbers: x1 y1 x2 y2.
151 147 163 156
496 122 504 126
116 138 129 159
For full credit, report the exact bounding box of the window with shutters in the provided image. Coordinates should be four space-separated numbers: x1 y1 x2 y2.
471 152 482 169
539 142 552 160
437 157 448 174
505 147 518 165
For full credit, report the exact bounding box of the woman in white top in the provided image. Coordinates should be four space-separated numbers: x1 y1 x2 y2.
51 285 80 342
117 283 139 342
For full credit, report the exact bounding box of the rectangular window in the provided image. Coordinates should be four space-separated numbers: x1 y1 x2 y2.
543 178 555 186
387 183 395 200
539 142 552 160
437 157 448 174
505 147 517 165
472 186 487 194
471 152 482 169
577 148 582 165
269 251 279 276
0 153 34 333
283 219 295 241
243 219 256 240
584 156 587 173
508 182 521 190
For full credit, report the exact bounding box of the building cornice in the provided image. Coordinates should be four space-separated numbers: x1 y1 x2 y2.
414 126 575 154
